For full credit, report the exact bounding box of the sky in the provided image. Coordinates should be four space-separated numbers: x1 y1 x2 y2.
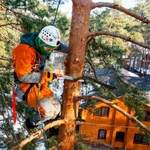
59 0 137 18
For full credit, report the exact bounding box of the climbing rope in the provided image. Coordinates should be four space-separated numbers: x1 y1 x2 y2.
35 0 62 149
52 0 62 26
35 56 49 149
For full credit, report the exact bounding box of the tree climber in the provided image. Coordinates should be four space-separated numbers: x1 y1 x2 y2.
12 25 68 135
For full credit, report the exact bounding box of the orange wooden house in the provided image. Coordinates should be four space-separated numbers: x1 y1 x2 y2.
79 97 150 150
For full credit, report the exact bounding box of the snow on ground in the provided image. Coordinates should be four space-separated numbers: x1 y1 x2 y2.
120 68 139 77
36 140 46 150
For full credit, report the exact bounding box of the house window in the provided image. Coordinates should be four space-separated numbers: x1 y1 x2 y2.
144 111 150 121
94 107 109 116
133 134 149 145
98 129 107 139
115 132 125 142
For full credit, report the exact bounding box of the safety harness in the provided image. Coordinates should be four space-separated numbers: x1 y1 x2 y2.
13 52 40 103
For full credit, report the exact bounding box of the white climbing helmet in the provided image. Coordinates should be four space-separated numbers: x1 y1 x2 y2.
38 25 61 48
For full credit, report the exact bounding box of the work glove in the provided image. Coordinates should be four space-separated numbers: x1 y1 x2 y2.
45 73 63 82
44 61 54 72
43 73 63 87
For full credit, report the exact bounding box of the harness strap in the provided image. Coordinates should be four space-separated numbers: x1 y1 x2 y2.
14 50 40 103
22 83 36 102
14 72 19 82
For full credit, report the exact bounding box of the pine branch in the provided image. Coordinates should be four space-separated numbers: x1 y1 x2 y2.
0 23 19 27
0 3 41 21
85 57 98 79
0 32 18 45
0 65 11 69
0 56 12 62
91 2 150 24
10 120 66 150
74 96 150 134
74 76 117 90
88 31 150 49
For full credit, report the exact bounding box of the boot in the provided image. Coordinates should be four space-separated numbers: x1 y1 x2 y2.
25 117 39 133
26 113 59 136
25 112 42 133
45 127 59 138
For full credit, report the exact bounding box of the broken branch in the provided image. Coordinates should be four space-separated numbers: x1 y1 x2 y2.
10 120 66 150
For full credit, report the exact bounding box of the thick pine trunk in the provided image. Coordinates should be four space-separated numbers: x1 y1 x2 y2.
58 0 91 149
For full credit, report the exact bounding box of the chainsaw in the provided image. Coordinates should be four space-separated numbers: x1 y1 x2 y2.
55 74 84 82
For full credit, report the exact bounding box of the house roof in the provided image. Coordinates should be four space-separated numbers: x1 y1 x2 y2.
120 68 139 77
96 68 149 90
96 68 139 77
124 76 150 90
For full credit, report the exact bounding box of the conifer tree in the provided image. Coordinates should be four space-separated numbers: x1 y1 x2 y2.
0 0 150 150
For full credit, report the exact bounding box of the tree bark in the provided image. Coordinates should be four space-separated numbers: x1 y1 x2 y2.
57 1 150 149
57 0 91 149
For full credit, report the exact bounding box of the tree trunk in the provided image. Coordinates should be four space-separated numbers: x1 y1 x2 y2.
57 0 91 149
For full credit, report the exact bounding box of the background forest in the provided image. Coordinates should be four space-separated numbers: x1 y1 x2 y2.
0 0 150 149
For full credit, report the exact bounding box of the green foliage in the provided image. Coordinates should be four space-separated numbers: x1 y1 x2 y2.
124 88 148 121
0 70 33 149
47 137 58 149
87 39 126 69
0 0 70 58
81 99 97 110
130 31 144 42
0 71 12 93
91 82 117 100
74 142 91 150
0 0 149 149
85 1 149 119
57 15 70 36
22 141 37 150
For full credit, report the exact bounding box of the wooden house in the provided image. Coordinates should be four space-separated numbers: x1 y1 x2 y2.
79 97 150 150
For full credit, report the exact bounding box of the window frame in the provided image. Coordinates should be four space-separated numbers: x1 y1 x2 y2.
94 107 110 117
115 131 125 142
133 134 149 145
98 129 107 140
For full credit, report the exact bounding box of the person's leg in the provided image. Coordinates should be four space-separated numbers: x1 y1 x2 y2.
39 95 61 122
15 81 60 135
25 85 61 133
25 112 40 132
26 95 61 133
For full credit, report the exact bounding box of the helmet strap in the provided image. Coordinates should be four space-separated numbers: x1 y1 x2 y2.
35 37 51 55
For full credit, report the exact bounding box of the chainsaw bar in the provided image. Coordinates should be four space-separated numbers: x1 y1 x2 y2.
61 75 84 82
